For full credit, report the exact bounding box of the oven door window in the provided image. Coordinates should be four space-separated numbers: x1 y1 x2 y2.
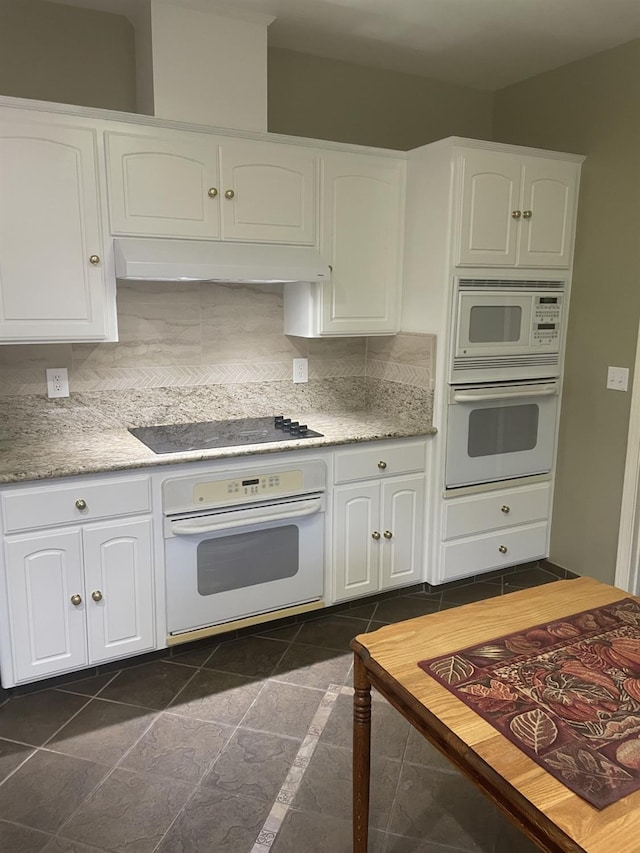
468 403 539 457
468 305 522 344
196 525 299 596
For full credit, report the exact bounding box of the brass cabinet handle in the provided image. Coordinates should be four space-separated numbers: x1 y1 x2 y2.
501 505 510 514
91 590 103 602
511 210 522 219
224 189 235 199
522 210 532 219
498 545 508 554
89 254 100 265
75 499 87 511
377 461 387 470
371 531 381 540
207 187 218 198
70 594 82 606
383 530 393 540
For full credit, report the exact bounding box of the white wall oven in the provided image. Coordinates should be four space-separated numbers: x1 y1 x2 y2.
451 278 566 383
163 460 326 637
445 380 559 488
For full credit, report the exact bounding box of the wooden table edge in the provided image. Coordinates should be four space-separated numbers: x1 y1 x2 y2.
350 636 586 853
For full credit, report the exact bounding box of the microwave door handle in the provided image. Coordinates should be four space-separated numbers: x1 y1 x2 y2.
452 387 558 403
169 497 323 536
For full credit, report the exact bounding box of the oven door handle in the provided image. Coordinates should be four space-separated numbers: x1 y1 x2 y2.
169 497 324 536
452 385 558 403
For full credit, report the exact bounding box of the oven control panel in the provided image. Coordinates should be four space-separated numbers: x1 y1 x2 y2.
162 460 327 514
194 470 304 504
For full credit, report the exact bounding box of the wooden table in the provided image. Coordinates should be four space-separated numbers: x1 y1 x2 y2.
351 577 640 853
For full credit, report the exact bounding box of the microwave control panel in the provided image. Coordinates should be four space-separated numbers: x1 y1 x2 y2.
533 295 563 346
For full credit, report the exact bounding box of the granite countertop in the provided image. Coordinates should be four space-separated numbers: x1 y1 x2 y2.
0 397 435 484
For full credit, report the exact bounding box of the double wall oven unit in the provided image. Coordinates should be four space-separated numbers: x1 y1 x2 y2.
446 278 566 490
163 459 326 640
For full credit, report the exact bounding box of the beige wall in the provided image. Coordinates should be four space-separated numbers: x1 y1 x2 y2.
0 0 136 111
268 47 493 150
494 39 640 583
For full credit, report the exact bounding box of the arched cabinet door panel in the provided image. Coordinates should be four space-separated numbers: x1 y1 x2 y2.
0 112 112 342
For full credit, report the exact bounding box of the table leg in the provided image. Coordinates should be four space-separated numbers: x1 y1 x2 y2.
353 653 372 853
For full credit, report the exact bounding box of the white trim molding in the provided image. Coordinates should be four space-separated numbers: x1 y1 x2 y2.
615 328 640 593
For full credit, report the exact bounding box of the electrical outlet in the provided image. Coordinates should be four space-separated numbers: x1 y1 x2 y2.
46 367 70 398
606 366 629 392
293 357 308 384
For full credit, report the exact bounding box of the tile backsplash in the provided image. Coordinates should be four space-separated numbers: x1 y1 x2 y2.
0 282 435 401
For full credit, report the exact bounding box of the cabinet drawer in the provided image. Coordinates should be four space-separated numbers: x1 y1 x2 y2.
441 522 548 582
334 442 425 484
443 483 551 540
2 476 152 533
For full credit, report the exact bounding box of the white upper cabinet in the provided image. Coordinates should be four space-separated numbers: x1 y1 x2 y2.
456 148 579 268
105 128 317 245
218 140 317 244
0 109 115 342
284 151 405 336
105 128 221 239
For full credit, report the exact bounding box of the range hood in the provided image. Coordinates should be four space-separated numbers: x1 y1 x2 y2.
114 238 331 284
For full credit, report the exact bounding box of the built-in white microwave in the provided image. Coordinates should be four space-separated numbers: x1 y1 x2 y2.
451 279 566 383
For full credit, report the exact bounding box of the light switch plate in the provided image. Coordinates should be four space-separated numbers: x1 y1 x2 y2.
606 366 629 392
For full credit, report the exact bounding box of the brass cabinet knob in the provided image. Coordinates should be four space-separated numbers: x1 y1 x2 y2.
75 499 87 511
371 531 381 540
377 461 387 470
89 254 100 265
511 210 522 219
207 187 218 198
224 189 235 199
498 545 508 554
70 594 82 606
501 505 510 514
383 530 393 540
522 210 533 219
91 590 103 602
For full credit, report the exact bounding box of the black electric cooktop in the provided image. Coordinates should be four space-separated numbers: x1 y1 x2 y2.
128 415 323 455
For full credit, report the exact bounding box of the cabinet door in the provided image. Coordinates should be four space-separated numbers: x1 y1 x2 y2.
0 114 109 341
219 140 317 244
380 475 425 590
518 158 579 268
4 529 87 682
320 153 403 334
105 129 220 238
333 483 381 602
83 517 155 664
456 150 521 267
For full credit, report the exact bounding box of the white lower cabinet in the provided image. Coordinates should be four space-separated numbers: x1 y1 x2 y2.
83 518 155 665
439 482 551 582
0 476 155 686
5 529 87 680
334 474 425 602
333 440 427 602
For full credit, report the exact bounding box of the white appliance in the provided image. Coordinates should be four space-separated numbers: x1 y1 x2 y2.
445 380 559 488
451 278 566 383
114 238 331 285
162 460 326 636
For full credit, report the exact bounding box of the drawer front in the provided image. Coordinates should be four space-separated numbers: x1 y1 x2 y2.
443 483 551 540
441 522 548 582
2 476 152 533
334 442 426 484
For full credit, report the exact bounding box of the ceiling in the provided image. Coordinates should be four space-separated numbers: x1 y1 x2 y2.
43 0 640 90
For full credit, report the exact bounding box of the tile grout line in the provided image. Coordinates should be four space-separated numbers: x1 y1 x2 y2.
250 681 343 852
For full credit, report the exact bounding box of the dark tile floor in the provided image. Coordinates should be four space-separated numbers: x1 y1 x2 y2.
0 566 568 853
